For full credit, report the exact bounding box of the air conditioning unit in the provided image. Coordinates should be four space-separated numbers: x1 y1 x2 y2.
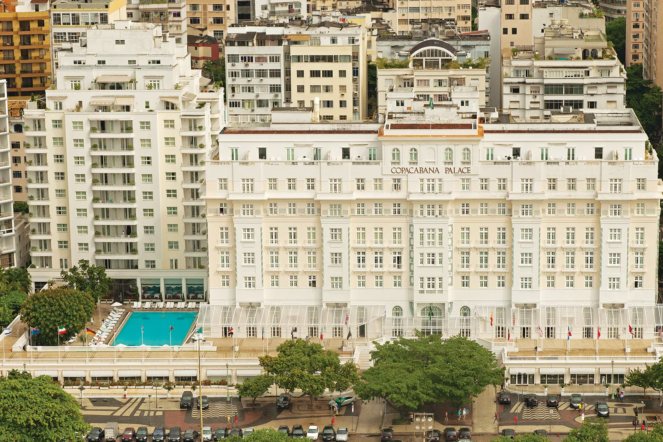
561 106 572 114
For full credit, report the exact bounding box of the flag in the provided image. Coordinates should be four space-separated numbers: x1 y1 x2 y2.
507 329 511 341
567 326 571 340
513 314 516 326
85 328 95 336
658 326 662 338
30 327 39 335
345 314 349 326
170 326 174 332
141 325 145 332
3 328 11 336
598 327 601 339
347 330 352 340
538 326 543 337
629 325 633 335
58 326 66 335
320 327 324 340
490 312 493 326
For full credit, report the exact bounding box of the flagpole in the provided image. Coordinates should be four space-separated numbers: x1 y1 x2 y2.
57 327 60 363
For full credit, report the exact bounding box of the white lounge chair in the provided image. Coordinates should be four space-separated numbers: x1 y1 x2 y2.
187 302 195 309
132 302 138 308
166 302 173 309
177 302 185 309
144 302 152 309
135 302 142 309
157 302 164 309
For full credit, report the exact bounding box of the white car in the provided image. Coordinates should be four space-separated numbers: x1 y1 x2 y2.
336 427 349 442
307 426 319 440
202 426 212 442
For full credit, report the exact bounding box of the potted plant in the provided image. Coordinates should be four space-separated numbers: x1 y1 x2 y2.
126 145 134 151
92 197 100 202
91 144 98 150
198 143 205 148
128 180 135 185
23 126 30 131
28 195 34 200
128 197 136 202
30 246 37 251
90 127 98 132
26 160 32 166
92 179 100 184
199 178 205 183
130 232 137 238
198 125 203 131
603 383 610 395
27 178 32 183
94 215 100 220
559 383 565 394
198 264 206 269
31 229 35 234
23 143 30 148
543 384 548 395
28 212 33 217
91 163 99 168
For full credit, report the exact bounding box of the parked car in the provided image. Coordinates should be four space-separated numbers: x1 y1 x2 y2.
546 395 559 408
458 428 471 439
596 402 610 418
277 395 291 410
88 428 105 442
228 429 242 438
168 427 182 442
213 428 228 441
277 426 290 436
534 430 547 436
122 428 136 441
329 396 356 409
153 428 166 442
524 394 538 407
202 427 212 442
381 428 394 441
180 392 193 409
498 392 511 405
570 394 583 410
321 426 335 441
182 430 198 442
425 429 441 441
307 426 319 440
292 425 305 439
502 429 515 437
135 427 149 442
197 396 209 410
443 428 458 441
105 423 119 442
244 429 254 436
335 427 349 442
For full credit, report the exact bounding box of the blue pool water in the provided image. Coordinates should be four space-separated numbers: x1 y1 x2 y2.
113 312 198 346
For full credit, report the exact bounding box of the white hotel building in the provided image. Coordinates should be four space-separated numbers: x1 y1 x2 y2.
201 91 662 358
24 21 224 299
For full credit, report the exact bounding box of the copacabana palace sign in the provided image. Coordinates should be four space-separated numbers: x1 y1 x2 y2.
391 166 472 174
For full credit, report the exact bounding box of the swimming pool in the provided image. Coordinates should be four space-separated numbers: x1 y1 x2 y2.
113 312 198 346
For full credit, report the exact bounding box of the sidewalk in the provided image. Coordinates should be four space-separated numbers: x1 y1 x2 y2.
473 384 497 434
356 399 386 433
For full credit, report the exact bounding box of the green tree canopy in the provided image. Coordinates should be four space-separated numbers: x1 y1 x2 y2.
564 418 609 442
226 429 310 442
623 424 663 441
13 201 28 214
0 372 90 441
0 267 31 294
60 260 113 303
626 63 662 144
354 333 504 414
0 290 27 327
203 59 225 89
606 17 626 64
237 374 274 404
20 287 95 345
491 435 551 442
374 57 410 69
259 339 359 406
626 366 653 397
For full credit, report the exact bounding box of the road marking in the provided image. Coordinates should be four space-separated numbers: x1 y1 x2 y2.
122 398 142 417
113 398 137 416
510 402 524 414
558 403 570 411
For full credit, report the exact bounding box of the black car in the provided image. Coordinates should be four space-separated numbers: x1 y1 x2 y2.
277 426 290 436
292 425 305 439
596 402 610 418
213 428 228 441
502 429 515 437
136 428 149 442
277 395 291 410
443 428 458 441
228 429 242 438
524 395 538 408
425 429 441 441
168 427 182 442
534 430 547 436
183 430 198 442
88 428 105 442
570 394 583 410
322 426 335 441
180 392 193 409
458 428 471 439
197 396 209 410
153 428 166 442
381 428 394 441
498 392 511 405
546 395 559 408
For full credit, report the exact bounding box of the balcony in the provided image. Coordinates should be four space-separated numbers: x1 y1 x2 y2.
30 247 52 256
27 197 49 205
91 198 137 208
93 233 139 242
89 128 134 138
94 250 139 259
91 146 135 155
25 160 47 171
26 178 48 188
91 181 136 191
90 163 136 174
181 162 205 172
180 126 206 136
93 217 138 226
181 144 207 154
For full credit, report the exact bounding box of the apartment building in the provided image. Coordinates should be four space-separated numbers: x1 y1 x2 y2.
599 0 626 22
0 0 51 98
383 0 472 35
51 0 127 71
186 0 233 56
23 21 225 300
225 22 368 123
188 28 219 68
8 100 26 203
502 24 625 119
626 0 663 88
202 88 661 353
0 81 18 268
500 0 532 50
126 0 186 46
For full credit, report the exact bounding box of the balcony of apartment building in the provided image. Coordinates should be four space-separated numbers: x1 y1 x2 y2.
183 223 206 240
27 205 50 222
140 11 169 23
92 190 137 209
90 173 136 191
138 0 184 10
182 189 204 206
179 118 206 136
25 153 48 172
186 256 207 271
89 120 134 138
94 224 140 242
0 21 13 36
181 136 207 154
23 118 46 136
95 258 138 270
94 242 139 260
30 221 51 239
91 156 136 174
32 256 51 268
19 60 48 77
18 34 48 50
93 208 138 226
181 155 205 173
0 49 15 65
18 20 49 35
30 238 51 256
27 188 48 207
23 137 46 153
183 206 205 223
182 170 203 189
91 138 135 154
25 170 48 188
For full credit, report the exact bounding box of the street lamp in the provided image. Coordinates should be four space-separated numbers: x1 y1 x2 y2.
611 360 615 400
194 333 205 438
226 363 230 402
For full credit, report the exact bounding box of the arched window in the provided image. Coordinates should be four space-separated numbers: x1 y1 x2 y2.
392 148 400 162
269 306 282 337
445 147 453 162
462 147 471 162
392 306 403 316
409 148 418 162
392 306 404 337
421 306 443 336
460 306 471 337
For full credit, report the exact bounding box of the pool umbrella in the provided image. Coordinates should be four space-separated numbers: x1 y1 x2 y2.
111 302 123 307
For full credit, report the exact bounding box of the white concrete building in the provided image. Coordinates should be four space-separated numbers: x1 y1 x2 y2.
0 81 18 268
202 92 662 355
24 21 224 298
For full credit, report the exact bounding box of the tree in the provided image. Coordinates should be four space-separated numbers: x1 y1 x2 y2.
0 267 31 293
13 201 28 214
60 260 113 303
0 372 91 441
354 332 503 415
606 17 625 64
203 59 225 89
226 429 306 442
373 57 410 69
627 366 653 398
20 287 95 345
491 435 551 442
367 62 377 117
564 419 609 442
0 290 26 327
626 63 662 145
623 430 663 442
237 374 274 404
471 6 478 32
259 339 359 407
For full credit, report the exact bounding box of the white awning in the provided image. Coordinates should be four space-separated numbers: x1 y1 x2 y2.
90 370 114 377
570 368 596 375
206 369 229 377
90 98 114 106
114 97 134 106
183 92 196 101
600 367 626 374
97 75 131 83
200 77 211 87
34 370 58 377
236 369 262 377
174 369 198 377
118 370 142 377
146 369 170 377
540 368 566 375
63 370 86 378
509 368 535 375
161 97 180 105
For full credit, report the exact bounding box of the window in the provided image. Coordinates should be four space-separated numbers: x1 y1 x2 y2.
520 228 532 241
141 156 152 166
55 172 65 181
567 178 576 191
566 227 575 245
144 226 155 235
565 251 575 269
167 225 179 233
242 228 255 240
164 137 175 147
142 174 153 184
610 204 622 217
56 207 66 215
609 179 622 193
585 228 595 245
166 207 177 216
75 191 86 200
331 277 342 289
166 172 176 181
636 203 645 215
78 243 88 252
608 253 621 266
566 203 576 215
244 277 256 289
497 179 507 191
461 178 470 191
586 203 595 215
52 120 62 129
143 209 154 217
143 191 153 201
164 120 175 129
521 178 533 193
635 227 645 245
608 277 620 290
520 204 532 216
76 208 87 218
565 275 574 288
141 139 152 149
609 228 622 241
520 277 532 289
165 155 176 164
586 178 595 191
520 253 532 266
637 178 646 191
584 251 594 270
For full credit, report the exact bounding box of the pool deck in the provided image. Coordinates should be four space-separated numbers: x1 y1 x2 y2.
110 310 199 347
